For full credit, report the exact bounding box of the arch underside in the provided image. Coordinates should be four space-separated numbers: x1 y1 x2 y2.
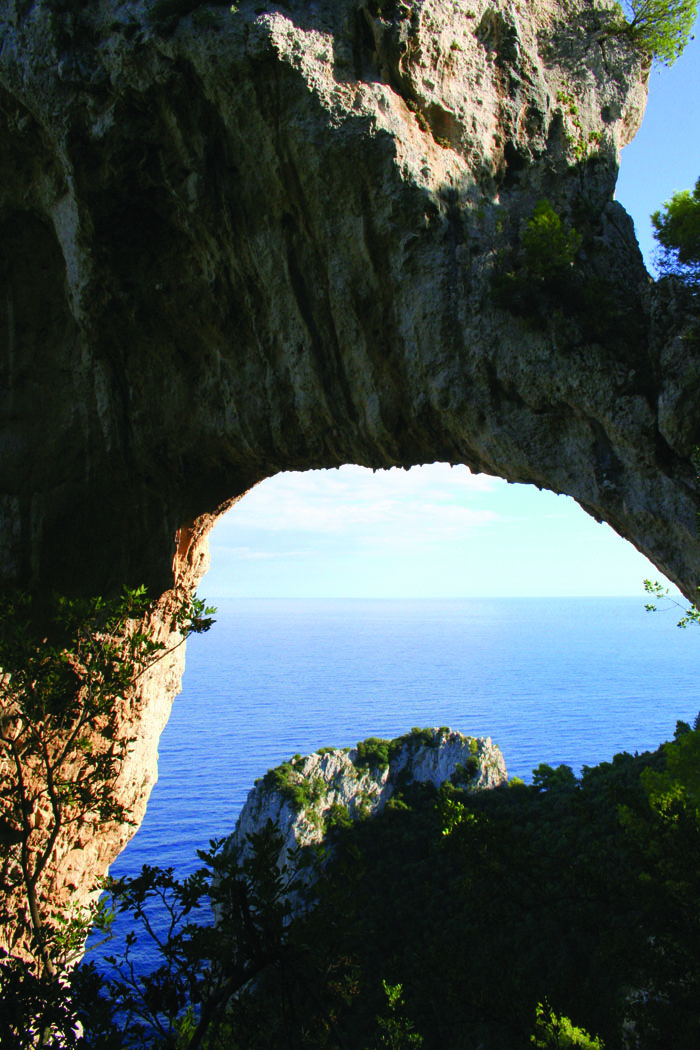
3 0 700 951
0 0 697 603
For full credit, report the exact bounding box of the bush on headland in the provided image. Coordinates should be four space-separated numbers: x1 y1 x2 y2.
5 714 700 1048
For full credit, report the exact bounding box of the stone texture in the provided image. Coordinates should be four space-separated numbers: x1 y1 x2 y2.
230 728 508 866
0 587 190 958
0 0 697 603
1 0 700 951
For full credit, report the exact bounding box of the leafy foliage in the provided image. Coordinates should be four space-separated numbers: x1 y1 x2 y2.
374 981 424 1049
354 737 393 771
531 762 577 792
0 585 214 1042
4 584 700 1050
449 756 479 786
643 577 700 627
651 176 700 287
521 201 582 280
617 726 700 1047
532 1002 604 1048
354 728 447 773
612 0 698 66
77 822 306 1050
8 716 700 1049
261 759 327 812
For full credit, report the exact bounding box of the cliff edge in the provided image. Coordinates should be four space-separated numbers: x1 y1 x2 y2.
230 727 507 866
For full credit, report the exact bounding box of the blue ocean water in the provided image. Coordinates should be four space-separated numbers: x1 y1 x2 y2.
109 596 700 880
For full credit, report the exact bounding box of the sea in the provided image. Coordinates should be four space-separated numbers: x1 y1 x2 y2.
88 596 700 972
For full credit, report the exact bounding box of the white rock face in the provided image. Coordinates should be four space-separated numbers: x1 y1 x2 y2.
230 727 507 865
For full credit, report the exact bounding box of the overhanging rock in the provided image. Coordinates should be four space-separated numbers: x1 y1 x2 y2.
0 0 698 601
1 0 700 948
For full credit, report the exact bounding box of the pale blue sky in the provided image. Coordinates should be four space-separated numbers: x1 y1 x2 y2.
206 25 700 599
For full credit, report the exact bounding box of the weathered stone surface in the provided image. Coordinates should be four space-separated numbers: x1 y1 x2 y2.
0 587 190 958
1 0 700 952
0 0 698 603
231 728 507 867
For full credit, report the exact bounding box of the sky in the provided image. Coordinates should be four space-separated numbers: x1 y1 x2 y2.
205 21 700 600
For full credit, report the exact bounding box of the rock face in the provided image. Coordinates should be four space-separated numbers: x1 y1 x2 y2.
0 588 190 959
0 0 698 604
1 0 700 953
231 728 507 866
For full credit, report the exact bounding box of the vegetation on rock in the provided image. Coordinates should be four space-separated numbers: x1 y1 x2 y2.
4 631 700 1049
353 727 449 773
521 201 582 280
0 586 215 1042
353 736 393 772
652 175 700 287
55 721 700 1048
261 760 327 813
612 0 698 66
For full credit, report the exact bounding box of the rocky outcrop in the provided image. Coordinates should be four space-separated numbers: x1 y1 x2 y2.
1 0 700 953
0 587 191 959
231 728 507 866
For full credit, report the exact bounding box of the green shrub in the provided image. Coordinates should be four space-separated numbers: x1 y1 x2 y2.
532 1002 604 1048
355 737 392 771
406 727 441 749
610 0 698 66
355 729 445 773
522 201 581 280
325 803 354 831
262 763 326 813
450 757 480 786
652 176 700 287
532 763 577 792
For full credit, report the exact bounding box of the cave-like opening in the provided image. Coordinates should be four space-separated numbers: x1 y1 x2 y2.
101 464 700 901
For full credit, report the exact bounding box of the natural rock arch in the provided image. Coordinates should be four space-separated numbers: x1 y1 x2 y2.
1 0 700 936
0 0 699 604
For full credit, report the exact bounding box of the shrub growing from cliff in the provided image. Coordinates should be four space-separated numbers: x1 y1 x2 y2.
262 760 327 813
354 728 448 774
521 201 582 280
354 736 393 771
613 0 698 66
652 176 700 288
449 757 479 786
0 585 214 1043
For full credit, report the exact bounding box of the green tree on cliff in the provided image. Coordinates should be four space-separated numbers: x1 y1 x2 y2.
652 176 700 286
613 0 698 65
0 585 213 1040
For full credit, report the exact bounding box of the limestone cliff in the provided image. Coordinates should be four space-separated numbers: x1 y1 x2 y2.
1 0 700 954
230 727 507 868
0 0 698 603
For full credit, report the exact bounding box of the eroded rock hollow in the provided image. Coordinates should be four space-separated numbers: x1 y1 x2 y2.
1 0 700 941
